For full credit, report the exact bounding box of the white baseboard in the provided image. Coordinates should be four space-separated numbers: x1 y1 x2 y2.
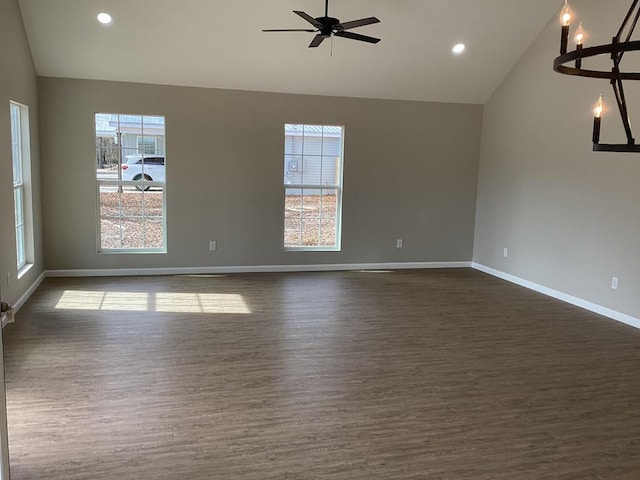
472 262 640 331
15 271 46 312
46 261 472 278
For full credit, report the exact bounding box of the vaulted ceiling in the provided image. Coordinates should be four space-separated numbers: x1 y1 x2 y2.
18 0 560 104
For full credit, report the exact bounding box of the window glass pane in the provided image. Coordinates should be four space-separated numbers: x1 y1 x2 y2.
284 155 302 184
319 189 338 247
99 184 124 250
145 217 165 249
96 142 119 177
143 115 164 126
16 225 25 269
302 136 323 156
301 156 321 186
285 131 303 156
137 136 157 155
10 105 20 144
284 188 303 248
11 105 23 185
321 156 340 185
300 189 322 247
12 145 22 185
95 113 118 176
14 188 24 227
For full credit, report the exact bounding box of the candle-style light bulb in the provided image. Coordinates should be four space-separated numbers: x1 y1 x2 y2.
559 0 572 54
574 22 585 68
575 22 585 45
593 94 603 145
594 94 603 118
561 0 572 27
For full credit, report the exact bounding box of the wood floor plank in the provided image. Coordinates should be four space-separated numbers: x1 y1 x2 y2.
3 269 640 479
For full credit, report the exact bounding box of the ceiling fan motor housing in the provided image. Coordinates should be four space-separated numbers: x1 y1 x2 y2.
317 16 342 35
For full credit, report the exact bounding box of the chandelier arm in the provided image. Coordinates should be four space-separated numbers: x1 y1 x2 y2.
593 143 640 152
618 6 640 63
612 75 635 144
553 40 640 79
610 55 635 144
616 0 640 40
624 7 640 42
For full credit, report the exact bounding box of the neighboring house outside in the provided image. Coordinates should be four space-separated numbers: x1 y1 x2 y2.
96 119 339 187
284 124 342 195
95 114 166 170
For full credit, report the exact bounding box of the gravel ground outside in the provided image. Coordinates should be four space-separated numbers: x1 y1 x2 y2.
100 189 164 250
285 194 337 247
98 190 336 250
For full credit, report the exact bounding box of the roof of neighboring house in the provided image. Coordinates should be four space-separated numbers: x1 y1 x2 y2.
95 113 166 137
285 125 342 137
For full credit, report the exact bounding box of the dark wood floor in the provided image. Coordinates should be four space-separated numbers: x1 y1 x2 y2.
3 269 640 479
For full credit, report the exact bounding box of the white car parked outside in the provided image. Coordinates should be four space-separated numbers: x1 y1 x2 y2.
121 155 165 190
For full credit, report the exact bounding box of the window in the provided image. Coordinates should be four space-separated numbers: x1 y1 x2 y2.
95 114 167 252
10 102 33 273
283 124 344 250
137 136 157 154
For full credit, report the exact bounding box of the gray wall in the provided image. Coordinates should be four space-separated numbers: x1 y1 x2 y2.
0 0 42 476
474 0 640 318
38 77 482 270
0 0 43 306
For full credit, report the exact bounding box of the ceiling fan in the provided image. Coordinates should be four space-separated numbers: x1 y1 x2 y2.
263 0 381 48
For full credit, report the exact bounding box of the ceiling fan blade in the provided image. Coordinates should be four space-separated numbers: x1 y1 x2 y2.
309 34 327 48
294 11 324 29
263 29 316 32
334 31 381 44
336 17 380 31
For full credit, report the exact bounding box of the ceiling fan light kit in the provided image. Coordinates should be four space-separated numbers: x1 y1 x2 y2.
263 0 381 48
553 0 640 152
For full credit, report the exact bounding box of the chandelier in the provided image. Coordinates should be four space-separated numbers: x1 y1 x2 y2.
553 0 640 152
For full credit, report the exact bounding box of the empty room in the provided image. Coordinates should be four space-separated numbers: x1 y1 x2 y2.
1 0 639 478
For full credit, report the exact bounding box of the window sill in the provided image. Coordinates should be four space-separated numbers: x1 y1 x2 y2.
284 247 341 252
17 263 34 280
98 250 167 255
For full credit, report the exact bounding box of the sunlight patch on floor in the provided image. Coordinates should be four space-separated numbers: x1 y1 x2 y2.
55 290 251 314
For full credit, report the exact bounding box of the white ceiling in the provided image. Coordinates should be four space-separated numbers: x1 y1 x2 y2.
18 0 560 104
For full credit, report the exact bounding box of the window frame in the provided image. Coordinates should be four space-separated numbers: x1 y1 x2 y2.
95 113 168 254
283 124 345 252
10 101 34 275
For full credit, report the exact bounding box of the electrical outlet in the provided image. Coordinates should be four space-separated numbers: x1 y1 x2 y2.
611 276 619 290
209 240 217 252
503 248 509 258
396 239 404 249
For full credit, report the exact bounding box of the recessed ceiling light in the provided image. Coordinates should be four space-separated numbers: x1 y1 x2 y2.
97 12 112 25
452 43 466 55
